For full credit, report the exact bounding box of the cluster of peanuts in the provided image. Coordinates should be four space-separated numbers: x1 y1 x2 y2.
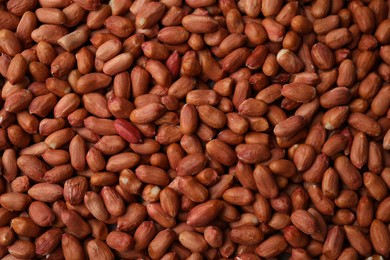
0 0 390 259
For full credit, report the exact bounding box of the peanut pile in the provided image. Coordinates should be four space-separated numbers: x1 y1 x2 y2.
0 0 390 259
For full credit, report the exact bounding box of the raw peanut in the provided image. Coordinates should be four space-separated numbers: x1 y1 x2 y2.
100 186 125 216
187 199 223 227
308 207 327 242
197 105 226 129
155 124 182 145
348 112 381 137
135 2 165 29
2 149 18 182
11 176 30 193
334 156 362 190
68 135 86 171
159 187 179 217
0 208 18 227
230 226 264 245
375 19 390 44
358 72 382 100
148 229 176 259
117 203 147 232
363 172 388 201
253 164 278 199
158 26 189 45
186 89 220 106
50 52 76 78
29 93 57 118
293 144 315 172
255 235 288 258
179 104 198 135
274 115 305 138
307 184 335 216
311 43 335 70
321 167 339 199
0 29 23 56
7 54 28 84
84 191 109 222
370 219 390 256
180 51 200 76
206 139 237 166
275 2 298 26
344 225 372 257
179 176 208 203
203 226 223 248
337 60 356 88
0 226 15 247
147 203 176 228
0 10 20 31
106 152 140 172
179 231 208 253
223 187 254 206
114 119 143 144
28 201 55 227
371 84 390 116
62 234 85 260
73 0 100 11
334 190 358 208
291 209 318 235
61 210 91 239
221 47 251 73
183 15 218 34
245 22 268 46
28 183 63 202
84 116 116 135
356 195 374 228
96 39 121 62
176 153 207 176
39 118 65 136
322 134 349 157
4 89 33 113
63 3 86 28
130 103 166 124
74 73 112 94
19 142 49 157
325 28 353 49
86 239 114 260
35 228 62 256
106 230 133 252
290 15 312 35
0 192 31 212
103 53 134 76
236 143 271 164
35 7 66 25
104 16 135 39
262 18 285 43
8 240 36 259
82 93 111 118
17 155 48 182
44 128 75 149
136 165 169 186
354 6 375 34
238 98 268 117
276 49 304 73
323 225 344 259
198 49 224 81
322 106 349 130
11 216 41 237
268 212 290 230
281 83 316 103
